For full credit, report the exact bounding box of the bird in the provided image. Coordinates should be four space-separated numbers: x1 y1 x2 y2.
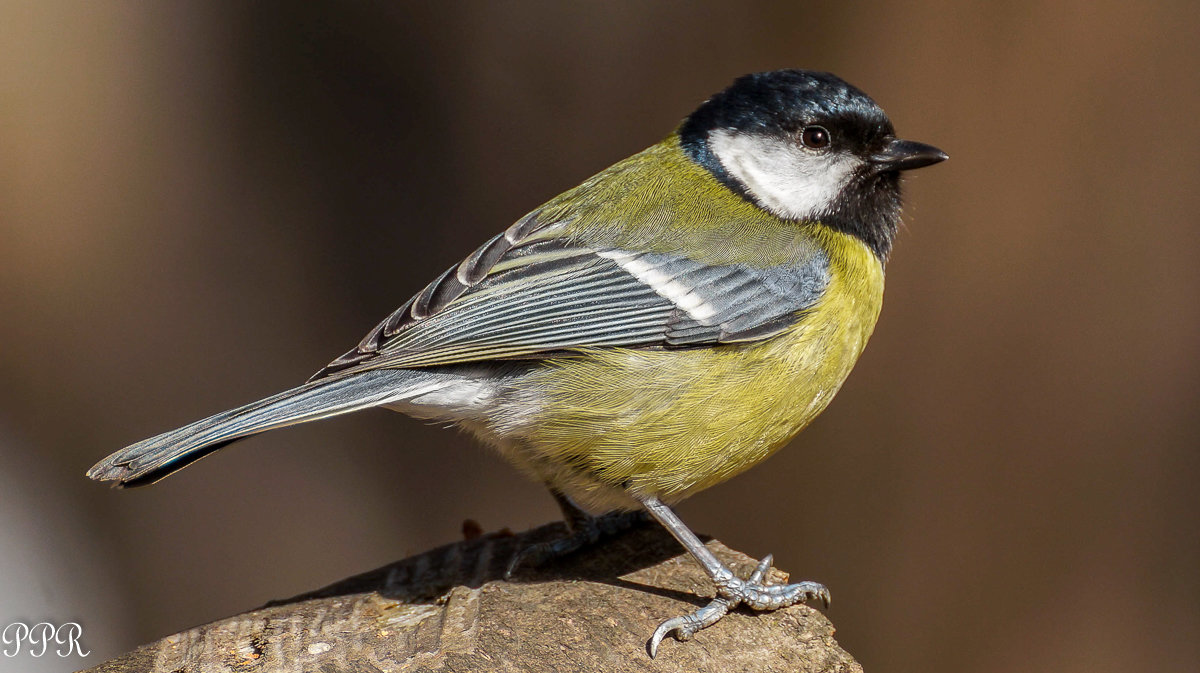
88 69 946 655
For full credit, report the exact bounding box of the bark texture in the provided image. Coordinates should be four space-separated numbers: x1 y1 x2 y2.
84 520 861 672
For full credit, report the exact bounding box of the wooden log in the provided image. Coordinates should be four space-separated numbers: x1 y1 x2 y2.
84 519 861 672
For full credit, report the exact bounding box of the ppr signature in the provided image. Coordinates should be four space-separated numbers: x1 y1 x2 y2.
2 622 90 657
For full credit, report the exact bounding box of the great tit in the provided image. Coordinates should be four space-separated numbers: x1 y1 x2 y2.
88 69 946 654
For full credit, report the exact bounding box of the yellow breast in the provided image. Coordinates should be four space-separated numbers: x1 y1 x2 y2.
509 224 884 510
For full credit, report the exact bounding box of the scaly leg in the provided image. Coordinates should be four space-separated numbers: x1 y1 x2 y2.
505 489 647 577
639 495 830 657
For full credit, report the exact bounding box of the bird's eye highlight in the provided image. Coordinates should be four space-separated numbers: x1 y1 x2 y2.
801 126 831 149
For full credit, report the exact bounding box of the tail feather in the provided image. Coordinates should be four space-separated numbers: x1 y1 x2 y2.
87 369 420 487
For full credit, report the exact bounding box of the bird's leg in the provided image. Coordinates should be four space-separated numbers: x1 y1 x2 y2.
639 495 830 657
505 488 647 577
551 488 595 531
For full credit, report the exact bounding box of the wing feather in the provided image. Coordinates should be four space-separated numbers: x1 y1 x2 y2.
312 213 831 379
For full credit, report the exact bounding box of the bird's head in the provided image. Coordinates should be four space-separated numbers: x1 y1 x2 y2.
680 69 946 259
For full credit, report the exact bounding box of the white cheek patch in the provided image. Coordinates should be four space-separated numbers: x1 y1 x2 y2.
708 129 861 221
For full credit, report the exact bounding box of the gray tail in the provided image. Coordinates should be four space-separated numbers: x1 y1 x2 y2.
87 369 417 487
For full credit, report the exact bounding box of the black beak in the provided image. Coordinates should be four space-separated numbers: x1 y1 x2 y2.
869 139 948 172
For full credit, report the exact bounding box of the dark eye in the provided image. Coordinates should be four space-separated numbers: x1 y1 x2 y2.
801 126 830 149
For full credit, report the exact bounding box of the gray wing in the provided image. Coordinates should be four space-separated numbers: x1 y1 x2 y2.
313 215 830 378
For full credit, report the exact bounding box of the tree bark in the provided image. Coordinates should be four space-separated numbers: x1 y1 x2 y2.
84 519 861 672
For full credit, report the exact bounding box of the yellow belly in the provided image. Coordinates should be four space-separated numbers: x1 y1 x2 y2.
495 227 885 511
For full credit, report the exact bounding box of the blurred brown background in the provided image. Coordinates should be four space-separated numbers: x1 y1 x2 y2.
2 1 1197 671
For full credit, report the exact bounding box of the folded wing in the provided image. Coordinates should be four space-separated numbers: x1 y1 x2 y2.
313 212 831 379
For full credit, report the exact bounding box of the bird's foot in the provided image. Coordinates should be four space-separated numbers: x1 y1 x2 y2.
648 554 830 657
505 509 647 578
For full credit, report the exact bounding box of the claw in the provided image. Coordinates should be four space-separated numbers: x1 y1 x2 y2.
504 549 530 579
637 498 832 656
646 554 830 656
817 585 832 609
648 616 684 657
648 597 731 657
